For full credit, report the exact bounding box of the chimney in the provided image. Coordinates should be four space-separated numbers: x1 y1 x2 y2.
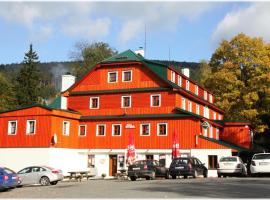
61 73 76 110
135 47 144 57
181 68 190 78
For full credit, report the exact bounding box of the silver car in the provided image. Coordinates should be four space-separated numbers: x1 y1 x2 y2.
17 166 63 186
217 156 247 177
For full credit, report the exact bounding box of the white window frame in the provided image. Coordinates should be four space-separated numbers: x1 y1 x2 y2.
213 112 216 120
178 75 182 86
218 114 222 120
216 128 220 140
122 70 132 82
90 97 99 109
140 123 151 136
209 94 213 103
186 80 190 91
204 106 209 119
181 97 186 110
112 124 122 136
63 121 70 136
196 104 200 115
8 120 17 135
204 90 208 100
188 101 192 112
203 128 207 137
121 96 131 108
157 123 168 136
26 120 36 135
78 125 87 136
150 94 161 107
195 85 199 95
171 71 176 83
209 125 213 138
96 124 106 136
108 71 118 83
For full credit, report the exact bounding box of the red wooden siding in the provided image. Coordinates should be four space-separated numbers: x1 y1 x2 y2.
71 64 166 92
220 124 251 149
68 91 176 116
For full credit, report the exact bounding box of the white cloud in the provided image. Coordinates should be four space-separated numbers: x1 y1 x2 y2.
212 3 270 44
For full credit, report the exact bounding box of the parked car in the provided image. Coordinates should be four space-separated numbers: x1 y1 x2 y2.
169 157 208 179
127 160 169 181
250 153 270 176
0 167 20 191
17 166 64 186
217 156 247 177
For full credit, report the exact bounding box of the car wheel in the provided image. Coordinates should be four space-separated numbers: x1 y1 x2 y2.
150 171 156 180
184 175 187 179
218 173 222 178
165 171 170 179
172 175 176 179
193 170 198 178
130 176 137 181
146 177 150 180
203 171 208 178
40 176 50 186
50 181 58 185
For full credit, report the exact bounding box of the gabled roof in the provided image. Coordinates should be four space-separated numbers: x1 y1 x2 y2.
101 49 145 63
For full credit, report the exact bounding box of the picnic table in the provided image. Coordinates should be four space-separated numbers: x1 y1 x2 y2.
68 170 96 181
115 169 128 180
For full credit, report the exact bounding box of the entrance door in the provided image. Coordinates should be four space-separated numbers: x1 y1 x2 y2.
109 155 117 176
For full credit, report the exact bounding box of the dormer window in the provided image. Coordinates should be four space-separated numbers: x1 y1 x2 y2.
178 75 182 86
188 101 192 112
122 70 132 82
171 71 176 83
186 80 190 91
108 71 118 83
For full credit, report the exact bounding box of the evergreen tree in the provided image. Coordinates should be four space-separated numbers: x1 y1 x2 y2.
0 72 17 111
14 44 42 106
205 33 270 133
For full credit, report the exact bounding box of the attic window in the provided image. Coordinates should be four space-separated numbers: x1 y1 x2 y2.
8 120 17 135
108 71 118 83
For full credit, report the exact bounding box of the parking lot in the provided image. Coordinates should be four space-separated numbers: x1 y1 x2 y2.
1 177 270 198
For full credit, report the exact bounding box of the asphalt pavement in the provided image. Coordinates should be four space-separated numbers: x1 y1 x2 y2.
1 177 270 198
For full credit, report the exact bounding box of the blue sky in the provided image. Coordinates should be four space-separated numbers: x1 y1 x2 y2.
0 1 269 64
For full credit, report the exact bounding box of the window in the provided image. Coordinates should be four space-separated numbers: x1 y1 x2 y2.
96 124 106 136
108 71 118 83
90 97 99 109
195 85 199 95
178 75 182 86
188 101 192 112
204 106 209 119
181 98 186 110
8 120 17 135
196 104 200 115
151 94 161 107
216 128 220 140
63 121 70 136
26 120 36 135
140 123 150 136
157 123 168 136
79 125 87 136
218 114 222 120
122 70 132 82
121 96 131 108
186 80 190 91
208 155 218 169
209 94 213 103
112 124 121 136
204 90 208 100
213 112 216 120
209 125 213 138
171 71 175 82
88 155 95 168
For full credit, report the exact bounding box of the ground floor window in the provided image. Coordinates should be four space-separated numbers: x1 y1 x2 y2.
159 154 166 167
208 155 218 169
88 155 95 168
79 125 87 136
146 155 153 160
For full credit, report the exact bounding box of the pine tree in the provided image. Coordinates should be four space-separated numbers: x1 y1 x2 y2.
0 72 17 111
14 44 42 106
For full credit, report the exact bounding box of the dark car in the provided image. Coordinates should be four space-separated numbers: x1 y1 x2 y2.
169 157 208 179
127 160 169 181
0 167 20 191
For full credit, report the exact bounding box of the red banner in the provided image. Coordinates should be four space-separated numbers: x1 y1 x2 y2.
126 133 136 165
172 131 180 159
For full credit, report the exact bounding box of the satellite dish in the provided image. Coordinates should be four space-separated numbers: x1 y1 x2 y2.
51 134 58 145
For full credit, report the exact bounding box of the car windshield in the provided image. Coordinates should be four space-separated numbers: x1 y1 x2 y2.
172 158 189 165
220 157 237 162
4 167 15 174
253 154 270 160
